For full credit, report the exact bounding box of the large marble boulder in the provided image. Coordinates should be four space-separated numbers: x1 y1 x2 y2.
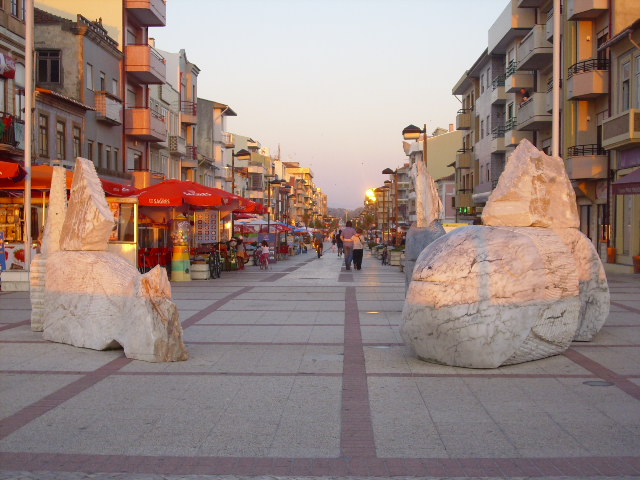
555 228 610 340
402 226 581 368
404 221 446 292
59 158 114 251
482 139 579 229
42 251 187 362
37 157 188 362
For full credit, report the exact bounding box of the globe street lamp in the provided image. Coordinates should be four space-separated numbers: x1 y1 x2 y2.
402 124 428 167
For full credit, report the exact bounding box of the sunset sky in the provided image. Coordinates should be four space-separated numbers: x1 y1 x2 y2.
152 0 508 209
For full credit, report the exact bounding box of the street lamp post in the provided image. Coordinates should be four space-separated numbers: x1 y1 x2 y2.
402 123 427 167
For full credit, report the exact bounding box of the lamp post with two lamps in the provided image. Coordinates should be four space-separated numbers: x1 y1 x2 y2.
402 124 427 166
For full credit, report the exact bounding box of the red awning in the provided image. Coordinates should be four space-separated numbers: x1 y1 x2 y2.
612 168 640 195
0 160 26 181
101 178 139 197
137 179 237 208
0 164 73 190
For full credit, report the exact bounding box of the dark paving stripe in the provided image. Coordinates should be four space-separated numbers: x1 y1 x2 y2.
611 301 640 315
0 320 30 331
564 348 640 401
181 286 253 329
0 452 638 477
263 273 288 281
0 356 132 440
341 285 376 458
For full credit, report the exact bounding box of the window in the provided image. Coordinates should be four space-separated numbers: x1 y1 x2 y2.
87 140 94 161
113 148 119 171
55 120 65 160
99 71 105 91
11 0 17 17
85 63 93 91
14 63 24 120
0 78 5 112
111 78 118 96
72 126 81 158
105 146 111 170
126 88 136 108
480 74 485 94
38 114 48 157
636 54 640 108
480 120 484 139
37 50 61 84
486 115 490 137
97 142 103 168
622 60 630 111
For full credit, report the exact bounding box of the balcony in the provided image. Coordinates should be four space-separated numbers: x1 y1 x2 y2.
455 192 473 208
517 93 552 130
488 0 536 54
545 9 554 41
491 125 506 153
504 117 533 146
456 108 473 130
491 74 507 104
185 145 197 160
168 135 186 155
565 145 608 179
94 91 122 125
124 107 166 141
222 132 234 148
602 108 640 150
124 44 166 84
517 25 552 71
567 59 609 100
180 100 197 125
567 0 607 20
0 112 23 152
456 149 473 169
125 0 166 26
505 62 534 92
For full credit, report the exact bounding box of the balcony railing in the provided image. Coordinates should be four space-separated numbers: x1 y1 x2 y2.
124 107 166 141
94 91 122 125
125 0 167 27
456 108 473 130
505 117 518 131
492 125 506 139
181 100 197 116
491 74 505 90
506 61 517 77
168 135 186 155
186 145 197 160
567 144 606 156
124 44 166 84
0 112 22 149
567 58 609 79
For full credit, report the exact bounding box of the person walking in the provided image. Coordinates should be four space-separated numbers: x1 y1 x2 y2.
352 227 364 270
340 221 357 271
336 229 344 257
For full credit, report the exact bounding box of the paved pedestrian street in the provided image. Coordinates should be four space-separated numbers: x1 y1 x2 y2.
1 250 640 480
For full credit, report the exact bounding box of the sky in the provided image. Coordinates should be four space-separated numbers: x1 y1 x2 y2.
152 0 508 210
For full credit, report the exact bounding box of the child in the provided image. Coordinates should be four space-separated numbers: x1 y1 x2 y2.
259 240 270 269
381 245 389 265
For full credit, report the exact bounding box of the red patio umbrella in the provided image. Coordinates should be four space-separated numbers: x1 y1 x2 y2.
101 178 139 197
137 179 237 208
0 160 26 182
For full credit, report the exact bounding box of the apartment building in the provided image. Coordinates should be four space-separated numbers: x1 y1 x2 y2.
149 79 180 181
0 0 26 161
36 0 168 188
34 9 124 182
601 17 640 270
158 48 199 183
196 99 236 190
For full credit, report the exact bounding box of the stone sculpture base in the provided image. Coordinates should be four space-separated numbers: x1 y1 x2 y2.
404 221 446 293
402 226 587 368
42 251 188 362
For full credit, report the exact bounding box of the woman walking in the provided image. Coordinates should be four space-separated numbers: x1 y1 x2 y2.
352 228 365 270
336 229 343 257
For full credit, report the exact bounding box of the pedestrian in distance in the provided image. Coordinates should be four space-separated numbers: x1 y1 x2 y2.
259 240 270 270
381 244 389 265
340 221 357 271
336 229 344 257
352 228 364 270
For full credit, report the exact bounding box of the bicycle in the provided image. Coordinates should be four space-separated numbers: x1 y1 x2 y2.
314 240 323 258
208 248 222 279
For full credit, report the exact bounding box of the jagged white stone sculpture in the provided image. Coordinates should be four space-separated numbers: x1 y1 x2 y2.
402 139 609 368
404 160 446 292
40 158 188 362
30 167 68 332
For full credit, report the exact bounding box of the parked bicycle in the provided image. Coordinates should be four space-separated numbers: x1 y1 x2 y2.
207 246 222 279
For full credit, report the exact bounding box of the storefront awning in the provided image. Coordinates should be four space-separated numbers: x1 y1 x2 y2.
0 160 26 181
612 168 640 195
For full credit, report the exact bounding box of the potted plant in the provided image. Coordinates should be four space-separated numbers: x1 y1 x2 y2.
389 247 404 266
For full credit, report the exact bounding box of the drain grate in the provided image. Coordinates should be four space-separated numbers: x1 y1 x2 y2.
583 380 614 387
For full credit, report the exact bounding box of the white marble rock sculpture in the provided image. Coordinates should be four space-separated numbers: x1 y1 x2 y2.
30 166 68 332
402 139 609 368
402 226 581 368
39 158 188 362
